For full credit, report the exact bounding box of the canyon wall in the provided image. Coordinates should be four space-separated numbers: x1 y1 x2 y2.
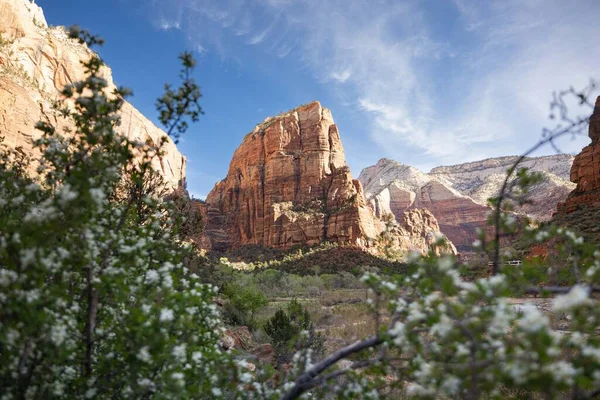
556 96 600 215
0 0 186 189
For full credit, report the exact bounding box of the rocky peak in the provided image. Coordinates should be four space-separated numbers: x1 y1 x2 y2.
0 0 186 190
359 158 431 197
202 102 454 255
0 0 47 38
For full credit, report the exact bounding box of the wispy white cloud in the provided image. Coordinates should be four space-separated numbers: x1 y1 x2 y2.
331 69 351 83
159 20 179 30
146 0 600 171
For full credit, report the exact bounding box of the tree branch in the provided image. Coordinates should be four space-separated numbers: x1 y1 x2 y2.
281 335 384 400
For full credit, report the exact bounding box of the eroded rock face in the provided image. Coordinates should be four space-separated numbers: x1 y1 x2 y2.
394 209 457 255
203 102 453 254
556 96 600 215
204 102 379 249
0 0 186 189
360 155 574 252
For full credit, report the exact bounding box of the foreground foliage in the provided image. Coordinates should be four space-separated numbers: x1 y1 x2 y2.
1 27 600 400
0 29 243 398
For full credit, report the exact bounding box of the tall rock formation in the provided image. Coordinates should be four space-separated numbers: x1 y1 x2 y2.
556 96 600 215
0 0 186 189
551 97 600 244
203 102 454 255
360 155 574 252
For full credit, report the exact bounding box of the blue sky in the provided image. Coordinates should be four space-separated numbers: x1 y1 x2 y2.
38 0 600 199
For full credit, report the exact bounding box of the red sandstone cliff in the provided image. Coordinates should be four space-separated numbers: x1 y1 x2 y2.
203 102 455 255
556 96 600 215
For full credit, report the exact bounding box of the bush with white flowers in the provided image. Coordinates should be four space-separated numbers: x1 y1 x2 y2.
0 29 243 399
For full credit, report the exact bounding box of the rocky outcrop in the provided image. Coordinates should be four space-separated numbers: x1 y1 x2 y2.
550 97 600 244
0 0 186 189
391 209 457 255
556 96 600 215
204 101 379 249
203 102 454 255
360 155 574 252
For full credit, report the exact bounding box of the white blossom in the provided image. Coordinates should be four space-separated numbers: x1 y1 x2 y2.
89 188 105 205
137 346 151 363
145 270 159 285
431 314 453 338
171 372 185 385
137 378 155 390
437 256 454 271
192 351 203 363
440 375 461 395
50 322 68 346
160 308 174 322
172 344 187 362
389 321 406 346
546 361 577 385
518 304 548 332
406 382 435 396
553 285 590 311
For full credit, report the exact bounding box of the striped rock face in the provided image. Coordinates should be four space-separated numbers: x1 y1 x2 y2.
360 155 574 252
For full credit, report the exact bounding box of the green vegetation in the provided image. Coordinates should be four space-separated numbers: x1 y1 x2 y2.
264 299 324 366
222 282 268 329
216 241 407 275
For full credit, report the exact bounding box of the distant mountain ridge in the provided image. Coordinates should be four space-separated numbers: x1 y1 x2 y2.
359 154 575 251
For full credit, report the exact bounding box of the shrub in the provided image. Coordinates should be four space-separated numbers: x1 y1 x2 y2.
222 282 268 330
264 299 324 366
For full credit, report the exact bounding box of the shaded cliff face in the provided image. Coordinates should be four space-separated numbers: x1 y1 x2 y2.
0 0 186 189
360 155 574 252
556 96 600 216
203 102 454 255
552 97 600 244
